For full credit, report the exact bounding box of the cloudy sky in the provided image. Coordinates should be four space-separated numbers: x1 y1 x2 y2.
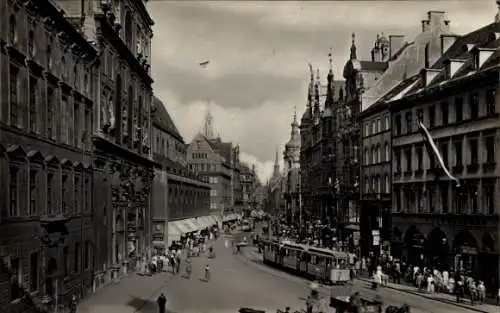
148 0 496 183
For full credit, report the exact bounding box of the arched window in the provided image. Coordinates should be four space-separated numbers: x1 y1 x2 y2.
372 147 376 164
28 30 35 57
46 44 52 70
9 15 17 44
385 174 390 193
364 147 369 165
385 143 390 162
377 145 381 163
124 11 133 48
376 176 381 193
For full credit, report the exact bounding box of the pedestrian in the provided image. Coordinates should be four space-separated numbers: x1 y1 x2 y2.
157 293 167 313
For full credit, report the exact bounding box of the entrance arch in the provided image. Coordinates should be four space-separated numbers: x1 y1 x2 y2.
453 230 478 273
482 232 495 252
426 227 449 269
479 232 498 294
404 225 425 266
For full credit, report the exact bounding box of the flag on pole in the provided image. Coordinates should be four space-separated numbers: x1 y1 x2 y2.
199 60 210 68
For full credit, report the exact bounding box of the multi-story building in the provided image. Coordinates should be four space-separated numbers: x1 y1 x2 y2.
187 109 239 223
283 112 301 226
0 0 97 311
151 96 211 252
389 14 499 291
237 162 258 217
358 11 453 256
57 0 156 288
299 59 344 243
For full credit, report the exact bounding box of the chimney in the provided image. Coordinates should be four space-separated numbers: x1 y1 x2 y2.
440 34 459 55
389 35 405 59
428 11 445 28
421 20 429 32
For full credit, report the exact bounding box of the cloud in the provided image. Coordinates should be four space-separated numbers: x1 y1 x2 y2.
154 89 290 182
148 1 496 183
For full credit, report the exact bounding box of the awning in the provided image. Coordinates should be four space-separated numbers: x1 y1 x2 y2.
197 216 211 229
223 213 238 222
344 224 360 231
152 240 166 249
172 220 190 234
167 222 182 245
181 218 199 233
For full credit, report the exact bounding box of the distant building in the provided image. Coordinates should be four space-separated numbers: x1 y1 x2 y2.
283 111 301 226
151 97 211 252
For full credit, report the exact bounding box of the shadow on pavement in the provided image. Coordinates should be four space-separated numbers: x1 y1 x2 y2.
126 295 159 313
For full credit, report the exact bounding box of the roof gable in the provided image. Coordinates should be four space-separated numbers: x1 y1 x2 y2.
152 96 184 142
188 133 225 162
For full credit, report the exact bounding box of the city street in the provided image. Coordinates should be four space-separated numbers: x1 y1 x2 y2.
77 231 498 313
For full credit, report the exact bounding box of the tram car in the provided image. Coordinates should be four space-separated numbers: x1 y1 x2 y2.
261 239 349 284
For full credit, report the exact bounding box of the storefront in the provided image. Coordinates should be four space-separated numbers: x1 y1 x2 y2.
167 222 183 247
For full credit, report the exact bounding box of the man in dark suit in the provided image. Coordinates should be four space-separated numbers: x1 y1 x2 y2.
157 293 167 313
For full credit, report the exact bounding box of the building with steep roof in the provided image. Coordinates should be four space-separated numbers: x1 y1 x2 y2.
151 97 212 251
186 107 241 222
283 110 301 226
299 53 345 244
358 11 454 257
386 12 500 291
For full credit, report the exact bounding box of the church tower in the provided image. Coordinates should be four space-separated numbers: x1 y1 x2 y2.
203 104 215 139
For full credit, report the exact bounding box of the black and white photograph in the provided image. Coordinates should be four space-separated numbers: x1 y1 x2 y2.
0 1 499 313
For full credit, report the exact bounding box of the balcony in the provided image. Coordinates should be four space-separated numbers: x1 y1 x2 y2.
482 162 496 173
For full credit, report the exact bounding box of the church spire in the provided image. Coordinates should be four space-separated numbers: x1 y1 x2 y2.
273 147 280 177
203 102 214 139
350 32 357 60
326 49 335 110
313 68 320 114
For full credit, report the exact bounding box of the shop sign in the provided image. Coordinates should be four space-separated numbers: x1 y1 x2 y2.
458 246 477 254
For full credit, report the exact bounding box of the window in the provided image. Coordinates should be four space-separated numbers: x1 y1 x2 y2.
377 119 381 133
376 145 381 163
455 97 463 122
376 176 381 193
454 141 463 165
405 111 412 133
394 115 401 135
74 175 80 213
364 148 369 164
484 185 495 215
372 147 376 164
29 252 39 292
416 108 423 122
74 243 80 273
486 89 496 115
405 148 412 172
428 105 436 127
29 169 38 215
395 149 401 172
384 143 390 162
9 257 21 301
46 44 52 70
9 166 18 217
84 241 90 269
440 143 448 167
441 184 449 213
416 146 423 170
28 30 35 57
74 101 80 147
470 186 478 214
210 189 217 197
47 173 54 214
469 93 479 119
84 177 90 212
428 188 435 213
84 107 91 148
63 246 69 276
8 15 17 44
9 65 19 126
469 139 478 164
440 101 448 125
485 137 495 163
47 87 54 139
384 174 389 193
62 174 68 213
372 121 376 134
384 115 390 130
29 76 38 133
365 123 370 136
61 96 68 143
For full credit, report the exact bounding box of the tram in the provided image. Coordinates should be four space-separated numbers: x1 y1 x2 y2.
261 238 349 284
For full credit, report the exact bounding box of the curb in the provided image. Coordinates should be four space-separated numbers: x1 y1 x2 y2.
357 278 492 313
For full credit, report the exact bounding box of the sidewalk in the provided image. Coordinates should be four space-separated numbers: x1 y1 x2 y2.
357 277 499 313
77 270 174 313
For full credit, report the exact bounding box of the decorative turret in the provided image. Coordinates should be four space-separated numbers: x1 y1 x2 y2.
350 33 357 60
324 48 335 116
203 103 214 139
301 64 315 123
286 108 300 150
313 69 321 114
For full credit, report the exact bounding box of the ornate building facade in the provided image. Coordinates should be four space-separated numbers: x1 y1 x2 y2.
57 0 156 288
0 0 98 312
299 57 344 243
151 96 211 251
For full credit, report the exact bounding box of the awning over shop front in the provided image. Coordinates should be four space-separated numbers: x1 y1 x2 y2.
196 216 212 229
172 220 190 234
181 218 199 233
167 222 182 245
